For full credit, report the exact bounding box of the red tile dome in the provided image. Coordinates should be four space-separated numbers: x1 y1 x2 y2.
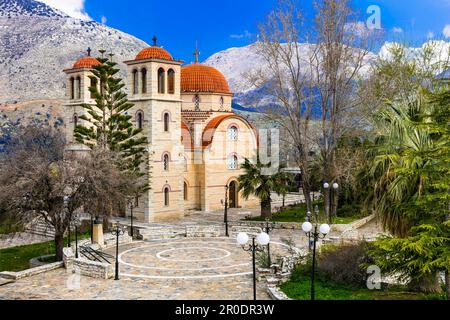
181 63 231 94
72 56 101 69
135 46 174 61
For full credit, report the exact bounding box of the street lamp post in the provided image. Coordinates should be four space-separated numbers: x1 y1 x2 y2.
264 218 276 266
63 195 71 248
301 219 330 300
237 232 270 300
224 185 229 237
129 200 134 238
72 215 81 259
90 214 94 244
111 224 125 281
323 182 339 224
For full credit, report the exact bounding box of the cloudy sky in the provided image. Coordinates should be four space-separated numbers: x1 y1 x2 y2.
38 0 450 62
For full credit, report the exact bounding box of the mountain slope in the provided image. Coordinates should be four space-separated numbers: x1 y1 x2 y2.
0 0 148 103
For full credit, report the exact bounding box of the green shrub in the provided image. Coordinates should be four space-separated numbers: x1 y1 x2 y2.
317 242 375 288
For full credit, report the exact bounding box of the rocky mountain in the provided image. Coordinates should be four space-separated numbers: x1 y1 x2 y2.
0 0 148 103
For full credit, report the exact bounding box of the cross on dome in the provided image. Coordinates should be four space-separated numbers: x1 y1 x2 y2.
87 47 92 56
194 46 200 63
152 35 158 46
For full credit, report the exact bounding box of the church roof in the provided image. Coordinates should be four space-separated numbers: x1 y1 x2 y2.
135 46 174 61
72 56 101 69
181 63 232 94
202 114 257 148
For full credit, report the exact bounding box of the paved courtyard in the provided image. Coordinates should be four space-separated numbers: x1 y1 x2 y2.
0 205 383 300
0 235 299 300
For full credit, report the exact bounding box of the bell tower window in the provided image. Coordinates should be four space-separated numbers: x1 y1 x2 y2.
132 69 139 94
163 153 170 171
90 77 97 99
164 187 170 206
168 69 175 94
76 76 81 99
136 110 144 130
158 68 165 93
70 77 75 100
73 113 79 131
141 68 147 94
164 112 170 132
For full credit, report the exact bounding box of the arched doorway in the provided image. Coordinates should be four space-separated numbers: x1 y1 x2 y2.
228 181 238 208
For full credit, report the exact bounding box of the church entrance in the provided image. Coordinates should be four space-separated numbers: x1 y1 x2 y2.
228 181 238 208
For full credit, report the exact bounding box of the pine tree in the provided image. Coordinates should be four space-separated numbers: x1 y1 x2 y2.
74 52 148 175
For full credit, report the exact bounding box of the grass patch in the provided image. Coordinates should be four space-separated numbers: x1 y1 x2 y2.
245 202 362 224
280 275 445 300
0 232 90 272
0 217 24 235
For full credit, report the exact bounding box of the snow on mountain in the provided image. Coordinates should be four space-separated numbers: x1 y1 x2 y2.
205 42 377 111
0 0 148 103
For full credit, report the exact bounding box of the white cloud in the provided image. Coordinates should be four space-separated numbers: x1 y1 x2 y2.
427 31 435 39
443 24 450 38
101 16 107 25
392 27 403 33
230 30 252 39
38 0 91 21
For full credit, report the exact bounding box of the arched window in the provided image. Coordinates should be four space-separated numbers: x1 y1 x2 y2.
228 154 238 170
90 77 97 99
132 69 139 94
70 77 75 100
168 69 175 94
163 112 170 132
183 156 188 172
183 182 188 200
76 76 81 99
164 187 170 206
193 94 200 111
163 153 170 171
136 111 144 129
219 96 224 109
227 126 238 141
73 113 78 130
158 68 165 93
141 68 147 94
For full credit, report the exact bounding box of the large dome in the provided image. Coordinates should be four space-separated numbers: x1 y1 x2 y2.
72 56 101 69
181 63 232 94
135 46 174 61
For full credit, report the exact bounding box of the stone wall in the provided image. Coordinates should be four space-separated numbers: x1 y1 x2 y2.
185 225 221 238
63 247 113 279
0 261 63 280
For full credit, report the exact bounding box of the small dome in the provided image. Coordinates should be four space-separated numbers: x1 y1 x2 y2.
72 56 101 69
181 63 231 94
135 46 174 61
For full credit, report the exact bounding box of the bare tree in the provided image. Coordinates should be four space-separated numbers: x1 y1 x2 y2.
248 0 375 217
0 125 142 260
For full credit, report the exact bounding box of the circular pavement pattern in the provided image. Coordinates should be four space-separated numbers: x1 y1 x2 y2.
118 238 295 280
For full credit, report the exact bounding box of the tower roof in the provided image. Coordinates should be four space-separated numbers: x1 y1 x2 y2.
135 46 174 61
181 63 232 94
72 56 101 69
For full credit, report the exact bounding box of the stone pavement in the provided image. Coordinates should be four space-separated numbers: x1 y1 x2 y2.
0 268 271 300
0 206 383 300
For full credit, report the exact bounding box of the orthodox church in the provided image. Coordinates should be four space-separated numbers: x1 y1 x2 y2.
63 39 259 222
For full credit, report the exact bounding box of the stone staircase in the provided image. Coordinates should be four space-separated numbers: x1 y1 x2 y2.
271 192 305 208
25 217 56 238
138 226 187 241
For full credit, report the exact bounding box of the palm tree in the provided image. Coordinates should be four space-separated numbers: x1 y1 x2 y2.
366 95 434 237
238 157 291 218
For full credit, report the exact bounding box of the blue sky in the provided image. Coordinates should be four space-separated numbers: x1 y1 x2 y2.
41 0 450 62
